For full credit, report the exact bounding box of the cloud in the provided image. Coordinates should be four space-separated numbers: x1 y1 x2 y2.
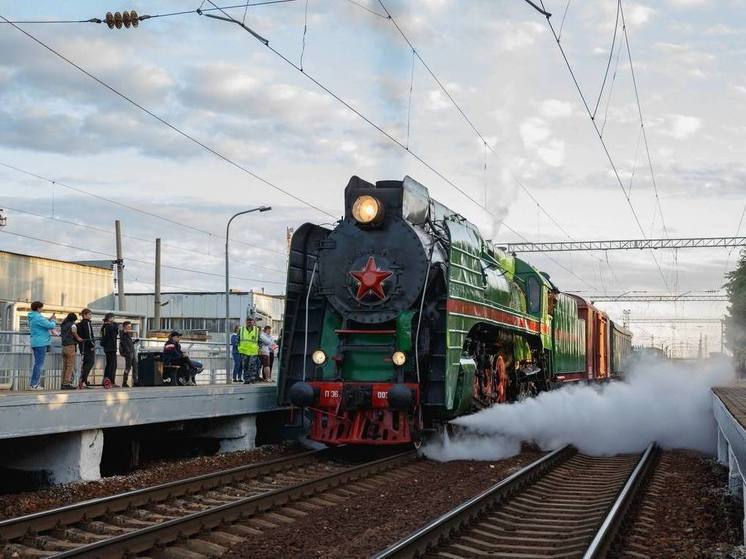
624 4 655 26
519 117 565 167
664 114 702 139
490 21 545 51
539 99 574 119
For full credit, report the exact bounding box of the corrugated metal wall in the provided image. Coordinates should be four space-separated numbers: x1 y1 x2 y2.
0 251 114 310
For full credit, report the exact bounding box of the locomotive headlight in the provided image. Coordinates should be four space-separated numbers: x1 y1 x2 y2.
352 195 384 225
312 350 327 365
392 351 406 366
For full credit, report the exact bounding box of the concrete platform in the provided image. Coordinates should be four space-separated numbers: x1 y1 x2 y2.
712 385 746 543
0 383 279 440
0 383 283 483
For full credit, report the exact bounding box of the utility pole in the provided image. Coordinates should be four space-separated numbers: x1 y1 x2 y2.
154 238 161 332
115 220 126 311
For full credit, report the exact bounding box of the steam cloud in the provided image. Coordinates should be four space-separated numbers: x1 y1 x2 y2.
423 355 735 461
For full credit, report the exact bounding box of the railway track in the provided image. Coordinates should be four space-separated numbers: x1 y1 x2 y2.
1 447 419 558
374 442 658 559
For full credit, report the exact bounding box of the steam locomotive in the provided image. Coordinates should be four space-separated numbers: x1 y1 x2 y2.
278 176 631 446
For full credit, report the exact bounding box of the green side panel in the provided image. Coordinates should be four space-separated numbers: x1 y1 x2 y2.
445 312 469 411
552 294 586 374
513 256 553 349
396 311 414 353
494 248 515 278
317 310 343 379
452 357 476 415
513 334 532 364
315 309 415 383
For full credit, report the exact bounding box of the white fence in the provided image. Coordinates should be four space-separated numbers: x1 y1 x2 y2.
0 331 234 391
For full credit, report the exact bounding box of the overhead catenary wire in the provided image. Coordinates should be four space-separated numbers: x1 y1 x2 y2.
0 15 336 222
532 0 671 294
375 0 595 248
618 0 676 293
0 1 300 24
199 0 602 292
2 204 286 274
0 229 285 285
0 160 287 257
372 0 609 288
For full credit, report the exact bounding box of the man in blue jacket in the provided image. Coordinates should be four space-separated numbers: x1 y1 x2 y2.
27 301 57 390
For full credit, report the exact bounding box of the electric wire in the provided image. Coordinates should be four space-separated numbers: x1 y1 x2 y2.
199 0 602 292
619 0 676 293
3 205 286 274
0 229 285 284
0 160 287 257
375 0 592 248
0 15 336 221
592 0 620 119
533 0 671 293
0 1 300 24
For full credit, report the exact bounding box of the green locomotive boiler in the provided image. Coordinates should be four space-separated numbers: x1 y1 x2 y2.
278 176 631 445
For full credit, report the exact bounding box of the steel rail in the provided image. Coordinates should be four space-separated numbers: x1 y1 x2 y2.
0 448 326 541
47 450 417 558
372 445 575 559
583 441 659 559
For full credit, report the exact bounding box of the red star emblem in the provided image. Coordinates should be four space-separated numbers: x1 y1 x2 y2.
349 257 393 300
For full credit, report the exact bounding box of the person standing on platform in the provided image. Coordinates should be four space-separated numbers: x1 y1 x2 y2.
119 321 138 387
100 313 119 387
231 325 242 382
27 301 56 390
238 316 260 384
60 313 82 390
77 309 95 389
258 325 275 382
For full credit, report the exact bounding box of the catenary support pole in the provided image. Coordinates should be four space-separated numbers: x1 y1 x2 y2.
154 238 161 331
115 220 126 311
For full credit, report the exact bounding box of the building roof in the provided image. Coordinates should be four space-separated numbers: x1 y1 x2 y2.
0 250 113 271
125 291 284 299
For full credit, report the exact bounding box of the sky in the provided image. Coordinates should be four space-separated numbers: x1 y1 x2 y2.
0 0 744 355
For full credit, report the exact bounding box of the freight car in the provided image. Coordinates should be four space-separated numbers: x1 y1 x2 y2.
278 176 631 446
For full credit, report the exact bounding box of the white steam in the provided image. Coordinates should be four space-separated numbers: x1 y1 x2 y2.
423 355 735 461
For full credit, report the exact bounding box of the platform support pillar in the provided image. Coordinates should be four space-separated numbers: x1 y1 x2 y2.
1 429 104 485
729 448 743 498
718 427 729 466
201 414 257 453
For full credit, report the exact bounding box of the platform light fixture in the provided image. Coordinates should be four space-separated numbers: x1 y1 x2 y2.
224 206 272 380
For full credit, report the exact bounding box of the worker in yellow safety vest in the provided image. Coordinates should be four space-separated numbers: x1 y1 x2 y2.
238 316 261 383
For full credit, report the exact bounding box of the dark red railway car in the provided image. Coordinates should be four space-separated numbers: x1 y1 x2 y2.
567 294 611 381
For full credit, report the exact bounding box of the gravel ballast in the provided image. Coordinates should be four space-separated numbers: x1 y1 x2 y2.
0 442 302 520
616 449 742 559
226 448 544 559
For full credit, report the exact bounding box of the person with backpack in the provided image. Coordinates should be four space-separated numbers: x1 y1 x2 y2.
27 301 57 390
77 308 96 389
100 313 119 387
60 312 82 390
119 321 139 387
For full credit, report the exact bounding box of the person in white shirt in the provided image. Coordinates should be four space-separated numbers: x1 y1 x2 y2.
258 325 275 382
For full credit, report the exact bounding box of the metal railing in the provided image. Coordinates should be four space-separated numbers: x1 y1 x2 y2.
0 331 240 391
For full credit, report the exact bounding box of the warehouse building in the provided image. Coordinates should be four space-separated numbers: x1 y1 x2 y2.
0 250 117 331
125 290 285 341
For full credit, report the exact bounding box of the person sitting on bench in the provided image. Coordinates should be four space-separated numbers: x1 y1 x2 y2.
163 331 203 385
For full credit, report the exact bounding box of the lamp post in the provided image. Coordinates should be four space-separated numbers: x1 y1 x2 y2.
225 206 272 381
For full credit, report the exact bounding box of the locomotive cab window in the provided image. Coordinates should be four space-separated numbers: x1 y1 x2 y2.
527 277 541 314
